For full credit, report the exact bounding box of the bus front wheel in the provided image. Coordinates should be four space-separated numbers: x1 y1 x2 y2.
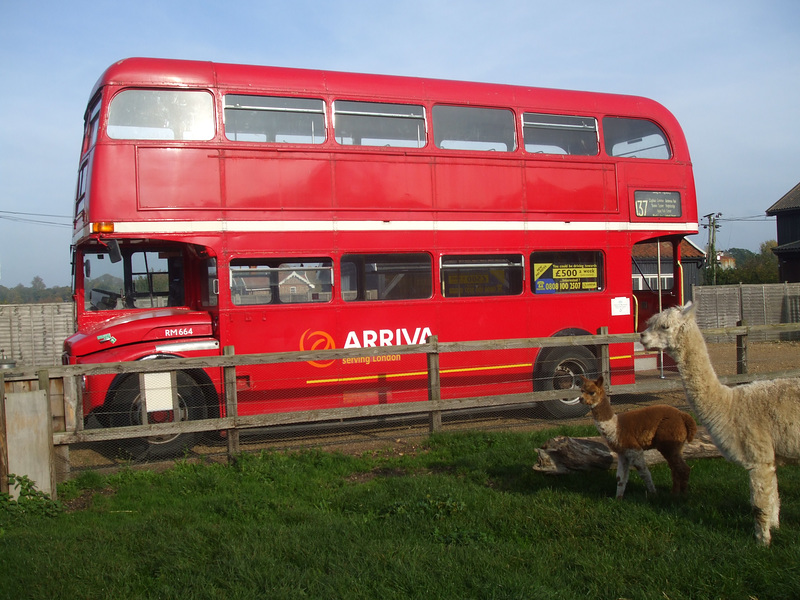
105 370 208 459
534 346 597 419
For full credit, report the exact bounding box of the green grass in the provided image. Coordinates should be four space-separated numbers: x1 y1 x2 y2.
2 426 799 600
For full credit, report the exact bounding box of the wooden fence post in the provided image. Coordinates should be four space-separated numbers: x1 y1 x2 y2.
426 336 441 433
736 319 748 375
597 327 610 387
55 373 76 484
38 370 57 499
224 346 240 459
0 371 7 495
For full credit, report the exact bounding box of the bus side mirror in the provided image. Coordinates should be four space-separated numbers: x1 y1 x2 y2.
107 239 122 263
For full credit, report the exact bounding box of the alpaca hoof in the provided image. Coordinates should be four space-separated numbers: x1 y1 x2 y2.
755 525 773 546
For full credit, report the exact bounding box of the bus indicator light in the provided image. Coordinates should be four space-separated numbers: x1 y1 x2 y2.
91 222 115 233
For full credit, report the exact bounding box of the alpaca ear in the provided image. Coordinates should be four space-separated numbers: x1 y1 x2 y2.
682 301 697 319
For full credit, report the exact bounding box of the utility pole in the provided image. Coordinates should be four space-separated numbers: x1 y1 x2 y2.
703 212 722 285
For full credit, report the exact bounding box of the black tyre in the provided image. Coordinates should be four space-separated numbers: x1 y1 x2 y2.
106 370 208 459
534 346 597 418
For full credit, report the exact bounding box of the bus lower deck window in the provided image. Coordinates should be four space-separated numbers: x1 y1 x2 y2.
441 255 524 297
531 251 604 294
230 258 333 305
342 253 432 301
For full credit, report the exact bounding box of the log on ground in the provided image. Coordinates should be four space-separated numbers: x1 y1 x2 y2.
533 429 721 475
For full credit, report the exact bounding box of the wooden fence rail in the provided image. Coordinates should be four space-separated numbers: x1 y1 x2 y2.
2 322 800 495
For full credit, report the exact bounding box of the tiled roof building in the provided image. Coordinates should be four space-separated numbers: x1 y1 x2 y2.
767 181 800 282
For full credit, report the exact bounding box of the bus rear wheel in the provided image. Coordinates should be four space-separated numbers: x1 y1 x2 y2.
106 371 207 460
535 346 597 419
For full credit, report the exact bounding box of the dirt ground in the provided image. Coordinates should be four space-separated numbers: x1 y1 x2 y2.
291 340 800 456
705 340 800 376
600 340 800 413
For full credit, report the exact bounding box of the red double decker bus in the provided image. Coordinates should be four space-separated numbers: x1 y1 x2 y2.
63 58 697 457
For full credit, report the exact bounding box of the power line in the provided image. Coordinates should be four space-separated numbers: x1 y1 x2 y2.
0 209 70 219
717 214 775 222
0 209 72 228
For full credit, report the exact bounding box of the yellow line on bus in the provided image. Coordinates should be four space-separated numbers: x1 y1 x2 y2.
308 356 631 385
308 371 427 385
307 362 533 385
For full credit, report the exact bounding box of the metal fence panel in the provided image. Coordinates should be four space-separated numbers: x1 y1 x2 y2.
693 283 800 342
0 303 75 367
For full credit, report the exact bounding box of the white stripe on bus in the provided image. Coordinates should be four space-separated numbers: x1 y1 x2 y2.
79 220 698 238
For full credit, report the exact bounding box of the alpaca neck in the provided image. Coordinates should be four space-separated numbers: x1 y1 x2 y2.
671 320 731 415
589 395 619 446
589 395 615 423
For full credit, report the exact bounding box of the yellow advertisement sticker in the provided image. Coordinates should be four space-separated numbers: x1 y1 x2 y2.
553 266 597 279
533 263 552 280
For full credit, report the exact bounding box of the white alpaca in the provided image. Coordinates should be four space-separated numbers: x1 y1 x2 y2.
641 302 800 545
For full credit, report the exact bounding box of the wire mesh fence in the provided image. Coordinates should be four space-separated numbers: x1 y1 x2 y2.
3 323 799 488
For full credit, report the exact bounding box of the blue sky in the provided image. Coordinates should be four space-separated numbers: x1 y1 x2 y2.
1 0 798 287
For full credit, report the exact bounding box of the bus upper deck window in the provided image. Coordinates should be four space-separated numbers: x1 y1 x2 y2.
225 95 326 144
82 101 101 154
603 117 671 159
107 90 215 141
333 101 425 148
523 113 598 156
433 105 516 152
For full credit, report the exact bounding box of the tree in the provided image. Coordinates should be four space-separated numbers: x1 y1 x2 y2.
712 241 779 285
0 279 72 304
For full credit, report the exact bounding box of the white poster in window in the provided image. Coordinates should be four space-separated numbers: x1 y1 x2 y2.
611 296 631 316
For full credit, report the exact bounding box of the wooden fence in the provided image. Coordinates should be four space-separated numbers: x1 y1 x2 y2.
2 286 798 366
2 322 800 498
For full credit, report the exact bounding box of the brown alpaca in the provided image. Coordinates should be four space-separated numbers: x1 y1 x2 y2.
580 375 697 499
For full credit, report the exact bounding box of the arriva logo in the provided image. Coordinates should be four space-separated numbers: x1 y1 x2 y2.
300 329 336 368
300 327 434 368
344 327 433 348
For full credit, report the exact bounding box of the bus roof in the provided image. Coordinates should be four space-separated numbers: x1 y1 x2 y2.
91 57 686 153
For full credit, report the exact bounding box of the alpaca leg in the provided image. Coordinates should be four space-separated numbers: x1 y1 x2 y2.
616 453 631 499
768 470 781 531
759 465 780 531
661 445 691 494
674 457 691 494
630 451 657 495
749 464 779 546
